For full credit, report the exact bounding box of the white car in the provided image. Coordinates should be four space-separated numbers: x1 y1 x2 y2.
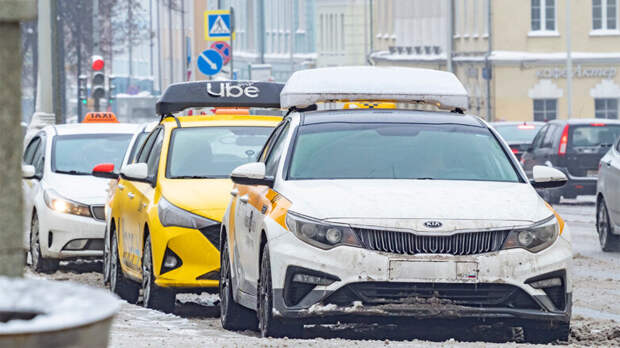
596 134 620 252
22 122 143 273
219 67 573 343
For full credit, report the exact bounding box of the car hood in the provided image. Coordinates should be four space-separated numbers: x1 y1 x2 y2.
278 180 553 232
160 179 232 222
45 173 111 205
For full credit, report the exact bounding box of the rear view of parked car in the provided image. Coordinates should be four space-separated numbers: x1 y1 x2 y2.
521 119 620 204
596 135 620 252
491 122 544 160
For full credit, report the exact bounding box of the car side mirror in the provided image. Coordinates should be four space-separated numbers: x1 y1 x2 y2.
92 163 119 179
231 162 274 187
120 163 149 182
531 165 567 189
22 164 36 179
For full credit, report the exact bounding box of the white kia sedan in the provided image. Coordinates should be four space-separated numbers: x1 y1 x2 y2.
219 67 573 343
22 122 142 273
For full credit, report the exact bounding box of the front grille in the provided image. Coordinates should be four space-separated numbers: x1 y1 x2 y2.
354 228 509 256
90 205 105 221
325 282 539 310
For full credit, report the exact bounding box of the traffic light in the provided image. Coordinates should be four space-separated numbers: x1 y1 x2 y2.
108 78 116 106
91 56 105 111
78 75 87 105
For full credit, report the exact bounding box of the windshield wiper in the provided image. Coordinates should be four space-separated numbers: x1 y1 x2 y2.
170 175 213 179
414 177 435 180
55 170 90 176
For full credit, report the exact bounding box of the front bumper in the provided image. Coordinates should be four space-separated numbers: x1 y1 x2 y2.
38 204 105 259
152 223 220 290
267 222 572 323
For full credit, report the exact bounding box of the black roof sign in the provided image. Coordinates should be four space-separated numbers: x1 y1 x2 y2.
156 80 284 115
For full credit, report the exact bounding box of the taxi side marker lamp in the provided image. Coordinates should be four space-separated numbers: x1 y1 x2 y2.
156 80 284 115
280 66 469 112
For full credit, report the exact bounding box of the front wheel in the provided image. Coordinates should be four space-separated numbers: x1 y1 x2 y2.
597 198 620 252
220 239 258 331
102 223 112 284
142 235 175 313
257 244 303 338
29 213 58 274
110 231 139 303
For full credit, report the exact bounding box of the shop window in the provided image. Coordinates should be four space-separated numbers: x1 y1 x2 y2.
531 0 556 31
533 99 557 121
595 98 618 119
593 0 618 30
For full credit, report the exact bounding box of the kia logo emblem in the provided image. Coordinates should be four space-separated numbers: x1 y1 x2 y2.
423 221 443 228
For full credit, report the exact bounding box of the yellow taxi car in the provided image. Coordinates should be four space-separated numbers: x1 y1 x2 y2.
96 81 283 312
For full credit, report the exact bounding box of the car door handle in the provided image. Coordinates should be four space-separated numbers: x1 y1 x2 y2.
239 194 249 204
128 192 135 199
230 188 239 197
118 184 125 191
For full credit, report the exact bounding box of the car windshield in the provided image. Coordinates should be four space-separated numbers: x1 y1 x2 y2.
494 124 543 143
53 133 133 175
569 124 620 147
288 122 520 182
167 126 274 178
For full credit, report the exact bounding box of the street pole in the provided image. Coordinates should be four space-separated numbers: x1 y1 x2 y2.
149 0 154 81
181 0 186 81
128 0 133 88
230 6 235 80
447 0 454 72
77 0 82 121
566 0 572 119
168 0 173 86
485 0 493 121
258 0 265 64
51 0 63 123
156 0 162 93
0 0 36 277
289 1 294 76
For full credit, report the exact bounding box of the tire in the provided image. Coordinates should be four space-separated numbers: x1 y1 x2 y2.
257 244 303 338
102 223 112 285
525 322 570 343
29 213 59 274
142 235 175 313
597 198 620 252
220 239 258 331
110 231 139 303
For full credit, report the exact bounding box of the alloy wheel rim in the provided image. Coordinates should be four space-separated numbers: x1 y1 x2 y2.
259 268 269 335
599 205 609 245
30 218 40 268
142 244 152 307
220 251 229 316
110 235 118 290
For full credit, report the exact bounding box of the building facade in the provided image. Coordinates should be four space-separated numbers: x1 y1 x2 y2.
371 0 620 122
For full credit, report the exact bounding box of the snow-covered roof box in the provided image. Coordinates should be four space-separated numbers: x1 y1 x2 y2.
280 66 469 111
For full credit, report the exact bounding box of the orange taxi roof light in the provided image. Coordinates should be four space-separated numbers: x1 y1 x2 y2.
83 112 119 123
214 108 250 115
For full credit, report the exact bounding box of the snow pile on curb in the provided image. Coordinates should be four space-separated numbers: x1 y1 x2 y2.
0 276 120 334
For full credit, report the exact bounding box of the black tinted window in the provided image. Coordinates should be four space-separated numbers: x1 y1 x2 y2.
541 125 557 148
23 137 41 164
137 129 161 164
570 125 620 147
265 122 290 177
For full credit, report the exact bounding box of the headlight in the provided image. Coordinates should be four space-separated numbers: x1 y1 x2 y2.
285 211 361 250
502 216 559 253
44 189 91 217
158 197 218 229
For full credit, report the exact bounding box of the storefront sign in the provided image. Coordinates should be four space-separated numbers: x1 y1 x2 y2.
536 65 616 79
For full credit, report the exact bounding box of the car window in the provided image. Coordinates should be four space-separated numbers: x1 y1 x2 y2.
167 126 274 178
127 132 148 164
493 124 543 143
288 122 521 182
23 137 41 164
541 124 557 148
52 134 132 175
264 122 290 177
569 125 620 148
136 128 161 164
532 125 548 149
32 138 45 177
259 121 287 162
146 130 164 179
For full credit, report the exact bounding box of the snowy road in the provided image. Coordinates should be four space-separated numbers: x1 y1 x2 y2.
28 197 620 347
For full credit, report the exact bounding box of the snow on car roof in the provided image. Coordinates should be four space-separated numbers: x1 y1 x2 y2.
280 66 469 111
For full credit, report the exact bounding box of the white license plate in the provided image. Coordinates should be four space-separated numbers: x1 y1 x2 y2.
388 260 478 281
587 170 598 177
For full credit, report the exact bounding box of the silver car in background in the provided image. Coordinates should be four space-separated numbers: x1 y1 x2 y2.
596 135 620 252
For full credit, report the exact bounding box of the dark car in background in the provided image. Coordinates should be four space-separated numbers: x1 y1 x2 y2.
491 121 544 160
596 135 620 252
521 119 620 204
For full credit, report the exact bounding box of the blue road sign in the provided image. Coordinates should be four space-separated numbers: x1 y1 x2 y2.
197 49 223 76
207 12 232 40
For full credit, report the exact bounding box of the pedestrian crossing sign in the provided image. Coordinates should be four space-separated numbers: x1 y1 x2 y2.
205 10 234 41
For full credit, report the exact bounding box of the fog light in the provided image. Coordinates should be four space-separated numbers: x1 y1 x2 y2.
325 228 343 244
292 273 335 286
518 230 535 247
530 277 562 289
163 255 178 269
64 239 88 250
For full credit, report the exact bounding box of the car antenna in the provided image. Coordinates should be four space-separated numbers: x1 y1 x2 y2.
160 113 181 128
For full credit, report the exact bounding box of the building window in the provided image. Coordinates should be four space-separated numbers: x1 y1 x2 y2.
531 0 556 31
593 0 618 30
533 99 557 121
595 98 618 119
